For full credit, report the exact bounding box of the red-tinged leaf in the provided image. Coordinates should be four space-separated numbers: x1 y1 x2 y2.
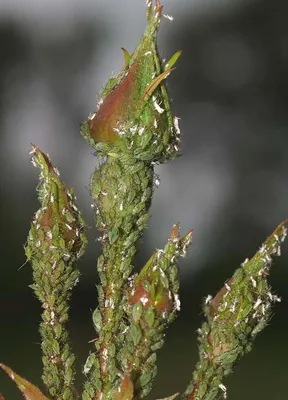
112 374 134 400
0 364 49 400
168 222 180 242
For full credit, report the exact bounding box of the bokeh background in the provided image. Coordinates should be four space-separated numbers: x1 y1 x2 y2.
1 0 288 398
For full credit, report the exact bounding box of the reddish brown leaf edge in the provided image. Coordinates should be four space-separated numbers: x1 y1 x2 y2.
0 363 49 400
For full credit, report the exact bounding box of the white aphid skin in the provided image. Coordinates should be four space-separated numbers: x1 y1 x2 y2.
138 126 145 135
34 209 42 220
170 236 180 244
253 297 262 309
103 348 108 359
163 13 174 21
88 112 96 121
219 384 227 399
273 295 281 302
29 147 37 155
259 244 266 254
140 296 149 306
169 254 176 263
53 167 60 176
130 125 138 135
265 253 272 263
145 50 152 56
258 267 267 276
97 98 104 109
173 116 181 135
205 294 212 304
67 191 76 200
281 226 287 241
241 258 249 267
154 177 161 187
250 276 257 288
197 328 202 335
72 204 79 212
156 249 164 259
63 253 71 261
122 326 129 335
31 158 37 167
152 95 164 114
261 304 268 315
252 311 258 319
225 283 231 291
174 293 181 311
229 298 238 313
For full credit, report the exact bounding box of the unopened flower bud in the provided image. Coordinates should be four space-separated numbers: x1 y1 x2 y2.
81 0 182 163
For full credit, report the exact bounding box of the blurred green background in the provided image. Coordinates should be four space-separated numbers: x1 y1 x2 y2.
1 0 288 399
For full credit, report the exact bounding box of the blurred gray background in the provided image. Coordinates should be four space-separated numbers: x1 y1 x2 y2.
1 0 288 398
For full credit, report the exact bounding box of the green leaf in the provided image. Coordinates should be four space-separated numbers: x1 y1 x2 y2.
164 50 182 71
121 47 131 69
108 227 119 244
129 323 142 346
92 308 102 333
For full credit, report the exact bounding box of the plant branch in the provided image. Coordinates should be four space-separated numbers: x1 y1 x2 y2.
25 146 87 399
183 221 287 400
